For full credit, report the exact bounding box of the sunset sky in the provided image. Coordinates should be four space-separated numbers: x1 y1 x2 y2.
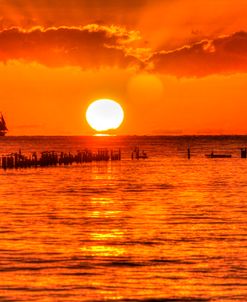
1 0 247 135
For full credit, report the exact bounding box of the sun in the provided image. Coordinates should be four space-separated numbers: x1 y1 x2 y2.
86 99 124 132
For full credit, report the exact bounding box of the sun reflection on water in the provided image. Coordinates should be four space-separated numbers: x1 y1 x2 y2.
80 197 126 257
90 197 114 205
92 230 124 240
80 245 125 257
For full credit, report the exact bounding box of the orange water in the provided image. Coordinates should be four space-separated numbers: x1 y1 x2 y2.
0 136 246 301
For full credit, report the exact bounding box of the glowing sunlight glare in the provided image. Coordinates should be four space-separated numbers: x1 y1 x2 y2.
86 99 124 132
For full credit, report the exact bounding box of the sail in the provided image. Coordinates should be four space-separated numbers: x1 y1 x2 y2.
0 114 8 131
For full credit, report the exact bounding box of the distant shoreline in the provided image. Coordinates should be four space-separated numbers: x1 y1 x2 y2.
2 134 247 138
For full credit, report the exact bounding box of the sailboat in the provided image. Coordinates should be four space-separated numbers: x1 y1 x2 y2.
0 113 8 136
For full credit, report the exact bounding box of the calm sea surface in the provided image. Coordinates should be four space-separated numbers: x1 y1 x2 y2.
0 136 247 302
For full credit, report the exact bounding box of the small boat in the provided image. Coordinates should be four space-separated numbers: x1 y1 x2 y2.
138 152 148 159
205 152 232 158
131 147 148 159
0 113 8 136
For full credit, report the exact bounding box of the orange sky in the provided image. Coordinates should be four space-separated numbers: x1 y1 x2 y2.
1 0 247 135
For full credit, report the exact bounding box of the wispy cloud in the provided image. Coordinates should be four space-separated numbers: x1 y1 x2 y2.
149 31 247 77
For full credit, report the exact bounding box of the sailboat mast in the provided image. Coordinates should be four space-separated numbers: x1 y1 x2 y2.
0 112 8 133
1 114 7 130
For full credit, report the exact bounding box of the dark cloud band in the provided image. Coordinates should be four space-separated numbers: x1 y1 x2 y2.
0 25 141 69
0 25 247 77
149 31 247 77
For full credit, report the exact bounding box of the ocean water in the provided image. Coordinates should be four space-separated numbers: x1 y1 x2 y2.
0 136 247 302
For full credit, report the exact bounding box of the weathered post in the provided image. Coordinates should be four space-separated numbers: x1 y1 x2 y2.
241 148 247 158
2 156 7 170
187 145 191 160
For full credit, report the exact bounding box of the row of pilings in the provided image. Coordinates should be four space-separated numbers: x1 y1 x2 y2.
0 149 121 170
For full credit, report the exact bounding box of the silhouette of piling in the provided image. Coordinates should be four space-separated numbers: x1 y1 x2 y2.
131 147 147 159
187 145 191 159
1 156 7 170
110 149 121 161
241 148 247 158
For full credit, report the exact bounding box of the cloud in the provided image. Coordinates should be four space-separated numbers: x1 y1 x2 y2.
0 25 142 69
1 25 247 77
149 31 247 77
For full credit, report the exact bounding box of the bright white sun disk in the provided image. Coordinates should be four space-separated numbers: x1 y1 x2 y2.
86 99 124 132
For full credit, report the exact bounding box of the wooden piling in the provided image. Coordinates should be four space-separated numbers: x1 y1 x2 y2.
2 156 7 170
241 148 247 158
188 145 191 159
131 147 148 160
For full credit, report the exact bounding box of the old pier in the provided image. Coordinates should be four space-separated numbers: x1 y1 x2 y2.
0 149 121 170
